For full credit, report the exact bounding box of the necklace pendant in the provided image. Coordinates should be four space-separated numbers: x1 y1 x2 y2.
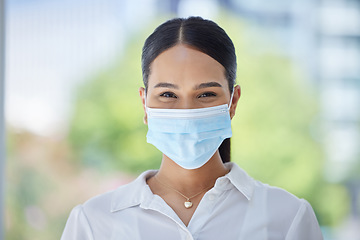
184 201 193 209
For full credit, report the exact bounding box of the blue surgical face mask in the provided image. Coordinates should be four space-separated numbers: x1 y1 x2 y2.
145 92 234 169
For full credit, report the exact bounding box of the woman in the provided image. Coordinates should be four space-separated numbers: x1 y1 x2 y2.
61 17 323 240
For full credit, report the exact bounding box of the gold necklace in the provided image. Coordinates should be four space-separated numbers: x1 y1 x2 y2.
154 175 213 209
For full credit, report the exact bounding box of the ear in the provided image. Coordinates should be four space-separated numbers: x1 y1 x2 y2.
139 87 148 124
230 85 241 119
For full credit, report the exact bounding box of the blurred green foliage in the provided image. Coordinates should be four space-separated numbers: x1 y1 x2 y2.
68 28 161 174
68 15 349 226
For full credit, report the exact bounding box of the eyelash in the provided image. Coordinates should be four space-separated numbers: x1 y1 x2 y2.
197 92 217 98
160 92 177 98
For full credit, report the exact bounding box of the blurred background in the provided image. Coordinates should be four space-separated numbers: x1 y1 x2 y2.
2 0 360 239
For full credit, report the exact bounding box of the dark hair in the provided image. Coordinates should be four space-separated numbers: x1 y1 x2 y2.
141 16 237 163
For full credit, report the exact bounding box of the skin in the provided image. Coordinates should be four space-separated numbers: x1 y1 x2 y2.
139 44 241 226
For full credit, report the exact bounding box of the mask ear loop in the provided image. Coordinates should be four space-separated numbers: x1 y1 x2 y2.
144 91 148 113
228 87 235 110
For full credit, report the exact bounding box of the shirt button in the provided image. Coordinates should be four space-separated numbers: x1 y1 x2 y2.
218 179 225 185
217 178 228 187
208 194 215 201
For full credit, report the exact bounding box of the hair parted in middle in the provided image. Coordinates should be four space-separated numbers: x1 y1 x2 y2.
141 16 237 94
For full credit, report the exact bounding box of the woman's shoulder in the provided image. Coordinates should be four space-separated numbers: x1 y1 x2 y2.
227 162 306 208
80 170 156 215
79 189 116 216
263 183 304 208
61 179 145 240
251 177 309 213
254 180 317 228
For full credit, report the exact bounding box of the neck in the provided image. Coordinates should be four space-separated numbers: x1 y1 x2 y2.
155 151 229 195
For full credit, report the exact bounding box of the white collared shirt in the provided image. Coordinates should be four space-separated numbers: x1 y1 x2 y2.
61 163 323 240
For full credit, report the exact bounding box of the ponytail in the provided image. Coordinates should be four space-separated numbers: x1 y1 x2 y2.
219 138 231 163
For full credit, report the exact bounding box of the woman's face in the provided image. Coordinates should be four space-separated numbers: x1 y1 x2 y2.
140 44 241 123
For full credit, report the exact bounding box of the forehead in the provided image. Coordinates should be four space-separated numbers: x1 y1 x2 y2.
148 44 227 88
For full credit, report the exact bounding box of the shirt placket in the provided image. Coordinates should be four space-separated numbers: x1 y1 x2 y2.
140 194 195 240
187 178 230 238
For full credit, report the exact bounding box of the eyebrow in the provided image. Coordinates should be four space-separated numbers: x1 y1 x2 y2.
153 81 222 90
154 82 179 89
194 82 222 90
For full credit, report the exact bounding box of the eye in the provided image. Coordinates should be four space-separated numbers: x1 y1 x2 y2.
160 92 177 98
197 92 217 98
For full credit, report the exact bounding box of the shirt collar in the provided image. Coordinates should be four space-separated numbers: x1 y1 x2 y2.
110 170 157 213
110 163 255 212
223 162 255 201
